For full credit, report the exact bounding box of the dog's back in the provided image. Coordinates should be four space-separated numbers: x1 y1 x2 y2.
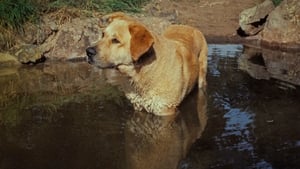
163 25 208 88
163 25 205 53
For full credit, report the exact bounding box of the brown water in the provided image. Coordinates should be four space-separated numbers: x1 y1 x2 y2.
0 44 300 169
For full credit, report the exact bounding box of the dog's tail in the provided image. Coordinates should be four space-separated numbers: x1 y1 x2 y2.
197 31 208 89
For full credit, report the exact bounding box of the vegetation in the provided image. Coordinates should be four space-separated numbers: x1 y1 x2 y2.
0 0 36 49
0 0 149 51
0 0 149 29
99 0 149 12
272 0 283 6
0 0 36 30
46 0 149 12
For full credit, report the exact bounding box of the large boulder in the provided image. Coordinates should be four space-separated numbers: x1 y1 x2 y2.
261 0 300 50
1 15 101 64
41 17 101 60
19 19 57 45
238 0 275 36
0 11 172 65
15 44 45 64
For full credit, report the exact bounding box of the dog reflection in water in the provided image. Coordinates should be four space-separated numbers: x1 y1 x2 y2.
124 86 207 169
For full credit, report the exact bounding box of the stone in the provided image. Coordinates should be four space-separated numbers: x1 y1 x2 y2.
238 0 275 36
18 17 57 45
261 0 300 50
14 44 45 64
0 52 20 67
41 17 101 60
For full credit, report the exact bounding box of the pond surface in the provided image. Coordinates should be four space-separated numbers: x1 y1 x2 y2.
0 44 300 169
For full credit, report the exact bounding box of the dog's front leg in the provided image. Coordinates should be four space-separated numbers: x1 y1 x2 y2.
125 92 144 111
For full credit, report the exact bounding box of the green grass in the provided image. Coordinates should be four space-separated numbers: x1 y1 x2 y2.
0 0 37 50
0 0 36 30
46 0 149 12
272 0 283 6
39 0 149 12
99 0 149 12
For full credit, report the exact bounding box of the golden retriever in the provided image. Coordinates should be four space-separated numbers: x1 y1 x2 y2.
86 12 208 116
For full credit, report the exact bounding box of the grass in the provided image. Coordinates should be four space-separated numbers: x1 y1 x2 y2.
99 0 149 12
0 0 37 50
0 0 36 30
45 0 148 12
272 0 283 6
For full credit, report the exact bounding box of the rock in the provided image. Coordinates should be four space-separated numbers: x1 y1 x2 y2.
261 0 300 50
0 52 20 67
238 0 275 36
18 19 56 45
14 44 45 64
40 17 101 60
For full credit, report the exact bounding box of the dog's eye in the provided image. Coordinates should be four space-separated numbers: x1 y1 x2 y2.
112 38 120 44
101 32 105 38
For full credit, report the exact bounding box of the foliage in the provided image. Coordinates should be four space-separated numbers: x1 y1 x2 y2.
272 0 282 6
40 0 148 12
0 0 37 50
99 0 149 12
0 0 36 30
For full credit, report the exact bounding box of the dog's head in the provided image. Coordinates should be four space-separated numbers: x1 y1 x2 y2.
86 12 154 72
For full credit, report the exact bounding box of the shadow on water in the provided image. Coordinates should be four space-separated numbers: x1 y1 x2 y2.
0 62 207 169
1 44 300 169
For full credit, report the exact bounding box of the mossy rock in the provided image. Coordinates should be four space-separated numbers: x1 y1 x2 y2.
15 45 44 64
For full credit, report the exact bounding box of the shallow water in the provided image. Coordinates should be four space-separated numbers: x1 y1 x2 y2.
0 44 300 169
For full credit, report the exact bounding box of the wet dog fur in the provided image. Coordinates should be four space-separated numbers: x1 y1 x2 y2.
86 12 208 116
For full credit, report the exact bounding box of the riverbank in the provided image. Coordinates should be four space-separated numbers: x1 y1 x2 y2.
1 0 299 65
143 0 299 51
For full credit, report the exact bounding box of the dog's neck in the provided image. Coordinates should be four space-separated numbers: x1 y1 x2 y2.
133 46 156 69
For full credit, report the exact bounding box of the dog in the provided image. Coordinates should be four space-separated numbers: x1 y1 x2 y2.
124 88 207 169
86 12 208 116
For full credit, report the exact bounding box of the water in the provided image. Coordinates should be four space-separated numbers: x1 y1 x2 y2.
181 45 300 169
0 45 300 169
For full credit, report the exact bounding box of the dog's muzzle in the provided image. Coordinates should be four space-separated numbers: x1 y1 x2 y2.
86 46 133 69
86 47 97 64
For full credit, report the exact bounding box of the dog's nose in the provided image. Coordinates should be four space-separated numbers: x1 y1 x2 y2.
86 47 97 63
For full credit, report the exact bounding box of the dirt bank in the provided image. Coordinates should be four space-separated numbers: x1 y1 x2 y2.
144 0 264 43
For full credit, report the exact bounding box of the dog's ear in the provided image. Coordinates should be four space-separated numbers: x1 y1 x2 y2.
129 23 154 61
99 12 126 28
